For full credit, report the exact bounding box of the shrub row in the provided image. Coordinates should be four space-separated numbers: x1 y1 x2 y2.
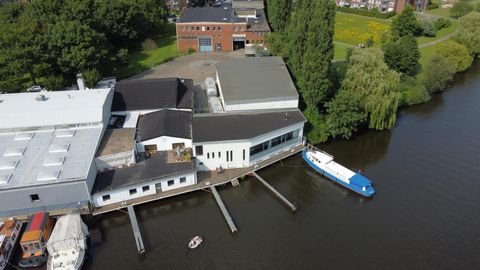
338 6 397 19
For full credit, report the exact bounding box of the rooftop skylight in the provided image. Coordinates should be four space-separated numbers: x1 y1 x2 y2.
0 160 19 170
3 147 26 157
49 144 70 153
43 156 65 167
55 130 76 138
14 132 34 141
37 170 61 181
0 174 12 185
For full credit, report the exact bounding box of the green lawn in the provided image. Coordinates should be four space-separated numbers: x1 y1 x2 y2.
335 13 391 46
115 24 179 79
334 43 351 60
427 7 451 17
417 19 458 45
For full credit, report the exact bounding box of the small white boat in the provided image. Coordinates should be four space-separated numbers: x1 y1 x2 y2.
46 214 89 270
187 236 203 250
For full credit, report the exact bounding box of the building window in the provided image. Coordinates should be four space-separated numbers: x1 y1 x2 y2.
230 150 233 162
180 177 186 184
129 188 137 195
187 26 191 31
196 26 200 31
218 26 222 31
218 152 221 158
102 195 110 201
207 26 210 31
243 149 246 160
142 186 150 192
181 26 185 31
30 194 40 202
212 152 215 159
233 26 237 31
195 145 203 156
207 152 210 159
168 180 174 186
226 151 229 162
213 26 216 31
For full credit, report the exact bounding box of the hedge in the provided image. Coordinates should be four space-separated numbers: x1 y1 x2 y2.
338 6 396 19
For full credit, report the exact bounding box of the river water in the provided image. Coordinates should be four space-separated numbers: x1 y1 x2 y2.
85 62 480 270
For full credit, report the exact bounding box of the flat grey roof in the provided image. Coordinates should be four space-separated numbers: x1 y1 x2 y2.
178 6 245 23
96 128 136 157
0 127 103 190
92 152 195 193
216 57 298 105
192 109 306 143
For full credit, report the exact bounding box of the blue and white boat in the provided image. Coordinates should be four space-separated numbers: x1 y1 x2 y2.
302 145 375 197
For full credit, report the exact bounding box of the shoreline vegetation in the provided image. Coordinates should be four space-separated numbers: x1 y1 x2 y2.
266 0 480 144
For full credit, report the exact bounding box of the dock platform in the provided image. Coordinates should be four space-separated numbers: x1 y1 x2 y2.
127 205 145 254
93 143 305 215
210 186 238 233
251 172 297 212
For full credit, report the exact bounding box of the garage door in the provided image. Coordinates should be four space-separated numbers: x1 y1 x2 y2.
199 37 212 52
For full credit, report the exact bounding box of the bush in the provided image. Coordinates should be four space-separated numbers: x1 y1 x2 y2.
427 3 439 10
44 75 66 91
116 48 129 64
337 7 396 19
420 19 436 37
421 55 455 93
450 1 473 18
398 76 431 106
475 3 480 12
433 18 451 31
82 68 102 88
186 48 195 54
141 38 158 51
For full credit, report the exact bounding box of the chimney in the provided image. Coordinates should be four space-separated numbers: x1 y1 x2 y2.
77 73 86 90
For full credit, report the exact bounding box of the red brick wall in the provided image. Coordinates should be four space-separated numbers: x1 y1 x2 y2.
177 22 257 52
245 31 267 45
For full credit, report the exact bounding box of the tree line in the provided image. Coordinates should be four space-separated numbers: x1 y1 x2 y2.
266 1 479 143
0 0 167 92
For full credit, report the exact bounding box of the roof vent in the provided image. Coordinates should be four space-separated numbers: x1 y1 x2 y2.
0 174 12 185
0 160 19 170
35 94 48 101
55 130 75 138
37 170 60 181
4 147 26 157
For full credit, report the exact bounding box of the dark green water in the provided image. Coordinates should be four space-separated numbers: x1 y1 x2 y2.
86 62 480 270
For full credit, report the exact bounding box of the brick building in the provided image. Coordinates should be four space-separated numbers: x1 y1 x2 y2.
176 4 270 53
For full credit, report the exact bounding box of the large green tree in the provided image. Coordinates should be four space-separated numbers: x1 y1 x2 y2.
453 11 480 58
436 41 473 73
326 91 366 139
340 48 401 130
391 5 421 38
286 0 313 77
299 0 336 108
421 55 455 93
383 34 420 75
266 0 292 32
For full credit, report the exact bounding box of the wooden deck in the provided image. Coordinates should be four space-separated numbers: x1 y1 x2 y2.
92 144 305 215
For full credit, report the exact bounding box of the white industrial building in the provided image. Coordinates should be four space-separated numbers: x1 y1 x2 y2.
192 109 306 171
215 57 299 112
0 89 113 218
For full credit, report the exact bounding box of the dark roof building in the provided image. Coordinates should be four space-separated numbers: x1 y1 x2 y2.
178 6 242 23
192 109 306 143
92 152 196 193
138 110 192 141
111 78 193 112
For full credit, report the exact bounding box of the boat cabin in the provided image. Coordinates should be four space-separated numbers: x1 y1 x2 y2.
19 212 54 267
0 219 21 258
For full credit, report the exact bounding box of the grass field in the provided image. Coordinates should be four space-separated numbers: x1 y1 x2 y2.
427 7 451 17
334 12 391 46
116 24 179 79
334 43 351 60
417 19 458 45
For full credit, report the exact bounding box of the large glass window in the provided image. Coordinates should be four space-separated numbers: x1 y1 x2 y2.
195 145 203 156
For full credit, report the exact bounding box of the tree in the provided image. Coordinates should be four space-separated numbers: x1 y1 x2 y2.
436 41 473 72
398 76 430 106
298 0 336 108
421 55 455 93
48 20 108 75
340 48 401 130
391 5 421 38
450 1 473 19
453 12 480 58
83 68 102 88
266 0 292 32
326 91 366 139
286 0 313 77
383 35 420 75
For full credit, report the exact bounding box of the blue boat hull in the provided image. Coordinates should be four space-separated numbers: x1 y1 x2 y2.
302 150 375 197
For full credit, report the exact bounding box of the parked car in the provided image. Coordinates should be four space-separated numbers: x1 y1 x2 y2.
26 85 43 92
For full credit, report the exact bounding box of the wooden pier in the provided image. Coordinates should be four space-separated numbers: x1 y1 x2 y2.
127 205 145 254
210 186 238 233
251 172 297 212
